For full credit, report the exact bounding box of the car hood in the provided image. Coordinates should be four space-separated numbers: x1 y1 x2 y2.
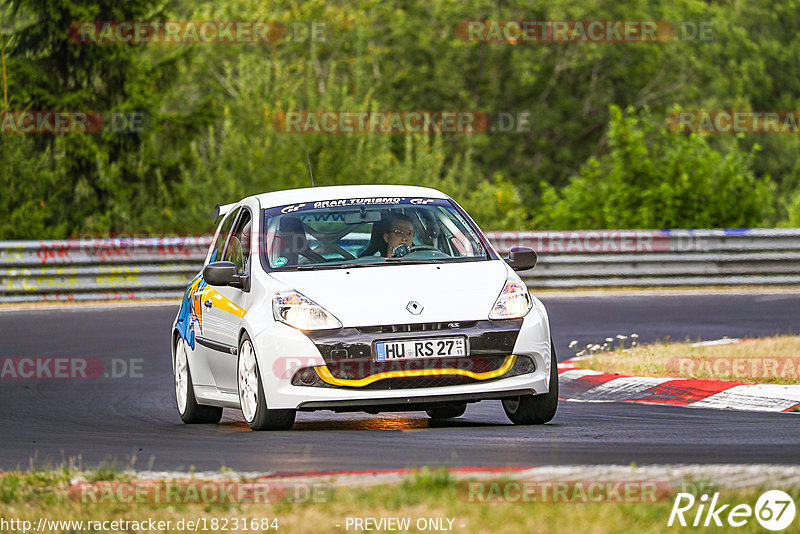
268 260 510 327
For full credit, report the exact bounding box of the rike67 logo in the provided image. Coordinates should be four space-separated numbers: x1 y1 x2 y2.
668 490 796 531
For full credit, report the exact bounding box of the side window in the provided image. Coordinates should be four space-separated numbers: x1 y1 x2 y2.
208 207 240 264
222 209 252 274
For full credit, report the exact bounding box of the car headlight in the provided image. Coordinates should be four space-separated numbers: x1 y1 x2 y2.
273 290 342 330
489 278 532 320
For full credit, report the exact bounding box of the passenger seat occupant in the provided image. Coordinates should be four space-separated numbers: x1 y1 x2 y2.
236 220 251 272
223 214 251 273
275 217 326 266
418 209 441 248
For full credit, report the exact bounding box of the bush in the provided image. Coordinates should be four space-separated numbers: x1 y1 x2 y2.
780 189 800 227
537 105 773 230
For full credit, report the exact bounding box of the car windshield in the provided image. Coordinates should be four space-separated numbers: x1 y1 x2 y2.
260 197 490 271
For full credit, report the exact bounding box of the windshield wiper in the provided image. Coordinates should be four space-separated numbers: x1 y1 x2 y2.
290 258 446 271
383 258 444 264
294 261 385 270
294 263 349 271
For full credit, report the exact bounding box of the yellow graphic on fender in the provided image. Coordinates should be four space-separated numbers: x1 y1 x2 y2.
208 289 246 318
179 275 247 343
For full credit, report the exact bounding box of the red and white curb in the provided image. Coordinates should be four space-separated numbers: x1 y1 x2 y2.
557 360 800 413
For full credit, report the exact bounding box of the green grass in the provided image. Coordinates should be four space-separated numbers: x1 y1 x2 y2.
2 467 799 533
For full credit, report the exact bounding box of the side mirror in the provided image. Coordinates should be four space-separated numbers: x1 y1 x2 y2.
505 247 537 272
203 261 247 289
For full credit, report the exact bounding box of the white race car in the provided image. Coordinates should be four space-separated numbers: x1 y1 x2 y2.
171 185 557 430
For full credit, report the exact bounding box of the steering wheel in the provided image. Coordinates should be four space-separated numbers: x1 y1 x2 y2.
391 244 445 258
408 245 439 253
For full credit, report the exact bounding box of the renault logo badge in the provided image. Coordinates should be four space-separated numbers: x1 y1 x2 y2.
406 301 423 315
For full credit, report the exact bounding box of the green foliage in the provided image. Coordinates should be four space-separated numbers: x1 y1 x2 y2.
3 0 800 236
537 106 773 229
385 467 456 508
0 466 74 503
172 0 526 233
781 189 800 228
0 0 208 238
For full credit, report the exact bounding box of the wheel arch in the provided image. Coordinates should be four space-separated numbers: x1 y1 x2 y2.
238 327 251 348
171 329 181 372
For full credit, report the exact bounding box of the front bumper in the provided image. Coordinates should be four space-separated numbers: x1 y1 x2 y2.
296 388 539 413
253 306 552 410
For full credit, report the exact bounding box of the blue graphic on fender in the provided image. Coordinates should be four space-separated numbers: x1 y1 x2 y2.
175 275 209 350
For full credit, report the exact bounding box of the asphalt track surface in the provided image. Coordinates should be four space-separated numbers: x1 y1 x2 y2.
1 292 798 472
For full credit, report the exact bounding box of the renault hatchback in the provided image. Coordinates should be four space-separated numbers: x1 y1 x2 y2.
171 185 557 430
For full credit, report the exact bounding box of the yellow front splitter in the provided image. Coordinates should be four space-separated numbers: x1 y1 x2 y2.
314 354 517 388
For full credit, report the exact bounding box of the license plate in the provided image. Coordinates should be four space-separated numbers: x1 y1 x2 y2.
374 337 468 361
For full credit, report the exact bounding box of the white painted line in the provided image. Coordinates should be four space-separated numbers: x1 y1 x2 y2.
123 464 800 490
0 300 178 313
691 384 800 412
536 287 800 299
558 369 603 381
571 376 676 401
511 464 800 489
690 338 741 347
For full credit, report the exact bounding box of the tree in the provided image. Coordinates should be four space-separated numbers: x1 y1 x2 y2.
0 0 206 238
537 105 773 229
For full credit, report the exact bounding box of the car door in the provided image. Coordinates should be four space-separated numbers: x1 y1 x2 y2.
202 207 252 394
189 206 240 388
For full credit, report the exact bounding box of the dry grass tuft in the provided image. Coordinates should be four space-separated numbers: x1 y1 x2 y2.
574 336 800 384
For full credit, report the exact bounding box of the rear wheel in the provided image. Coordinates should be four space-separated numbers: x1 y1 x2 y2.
502 341 559 425
426 403 467 420
238 333 296 431
175 336 223 424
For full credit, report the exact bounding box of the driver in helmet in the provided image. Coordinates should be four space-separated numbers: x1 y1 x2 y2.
383 213 416 257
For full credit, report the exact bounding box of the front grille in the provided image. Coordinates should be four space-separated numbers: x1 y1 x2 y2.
306 320 523 370
362 376 477 390
291 354 536 390
356 322 478 335
326 355 508 380
357 354 536 390
299 320 526 389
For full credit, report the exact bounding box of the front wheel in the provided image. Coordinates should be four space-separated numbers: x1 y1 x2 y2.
237 333 296 431
502 341 559 425
175 336 223 424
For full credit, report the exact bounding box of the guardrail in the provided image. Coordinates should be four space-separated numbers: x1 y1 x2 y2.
1 229 799 302
0 238 210 303
486 228 800 288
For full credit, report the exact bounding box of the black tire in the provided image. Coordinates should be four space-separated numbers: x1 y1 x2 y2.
175 336 223 424
426 403 467 419
502 341 559 425
238 333 296 431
